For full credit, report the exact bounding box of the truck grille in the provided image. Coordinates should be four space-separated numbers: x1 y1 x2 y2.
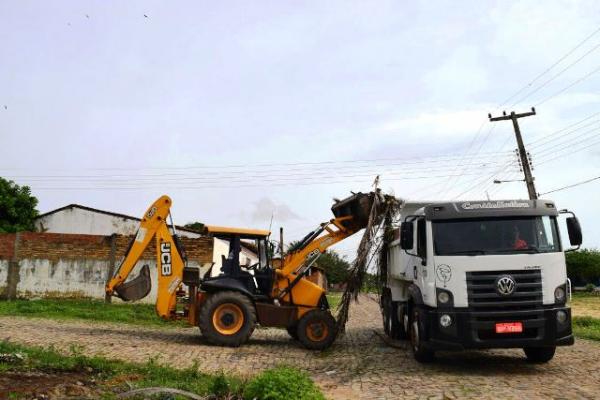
467 270 543 341
466 270 543 311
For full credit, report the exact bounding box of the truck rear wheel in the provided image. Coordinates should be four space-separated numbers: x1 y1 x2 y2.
524 346 556 363
297 309 337 350
410 306 435 362
383 295 407 340
199 291 256 347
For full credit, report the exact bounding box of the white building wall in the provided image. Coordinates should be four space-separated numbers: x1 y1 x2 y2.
35 207 201 238
0 260 7 293
13 257 208 303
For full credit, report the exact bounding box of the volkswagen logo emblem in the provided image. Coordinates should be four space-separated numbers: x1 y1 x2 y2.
496 275 516 296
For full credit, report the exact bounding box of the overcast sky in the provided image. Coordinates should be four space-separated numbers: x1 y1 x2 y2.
1 1 599 254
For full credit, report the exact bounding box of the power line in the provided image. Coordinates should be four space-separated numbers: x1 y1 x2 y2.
539 175 600 195
27 169 522 191
534 127 600 157
510 40 600 107
1 158 513 182
527 110 600 146
528 117 600 150
0 151 511 174
535 136 600 165
535 63 600 107
499 23 600 108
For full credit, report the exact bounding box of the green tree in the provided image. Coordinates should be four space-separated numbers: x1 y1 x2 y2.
566 248 600 286
184 221 205 232
0 178 38 233
316 250 351 285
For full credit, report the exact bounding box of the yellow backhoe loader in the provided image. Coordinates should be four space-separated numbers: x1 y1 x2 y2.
105 192 376 349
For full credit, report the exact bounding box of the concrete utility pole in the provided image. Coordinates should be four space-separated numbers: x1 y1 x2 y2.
488 108 538 200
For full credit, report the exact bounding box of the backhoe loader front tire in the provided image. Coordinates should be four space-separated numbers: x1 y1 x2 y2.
199 291 256 347
297 310 337 350
286 323 299 340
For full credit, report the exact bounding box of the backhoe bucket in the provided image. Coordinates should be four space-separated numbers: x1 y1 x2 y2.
114 264 151 301
331 192 377 231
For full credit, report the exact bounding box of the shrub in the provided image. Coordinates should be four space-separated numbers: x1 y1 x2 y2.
585 283 596 292
566 249 600 286
243 366 324 400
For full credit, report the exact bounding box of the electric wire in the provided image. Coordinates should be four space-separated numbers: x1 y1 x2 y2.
510 40 600 107
535 63 600 107
498 24 600 108
539 175 600 195
535 136 600 165
533 127 600 157
526 110 600 146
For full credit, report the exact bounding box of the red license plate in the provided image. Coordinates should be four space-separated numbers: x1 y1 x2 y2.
495 322 523 334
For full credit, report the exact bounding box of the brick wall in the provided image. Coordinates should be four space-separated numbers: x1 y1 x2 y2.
0 234 16 260
0 232 213 264
0 232 214 301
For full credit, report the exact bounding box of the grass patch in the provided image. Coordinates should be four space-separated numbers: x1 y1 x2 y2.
2 296 345 328
571 291 600 308
0 340 324 399
0 299 183 328
326 293 342 310
573 316 600 342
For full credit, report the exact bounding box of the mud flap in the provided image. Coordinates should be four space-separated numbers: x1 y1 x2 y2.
114 264 151 301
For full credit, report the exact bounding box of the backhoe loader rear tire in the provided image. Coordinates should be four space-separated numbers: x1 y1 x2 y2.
199 291 256 347
297 309 337 350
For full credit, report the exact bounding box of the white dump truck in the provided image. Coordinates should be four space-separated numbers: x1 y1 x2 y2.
381 199 582 362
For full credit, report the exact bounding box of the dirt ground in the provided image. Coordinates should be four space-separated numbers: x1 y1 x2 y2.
0 371 104 400
1 296 600 399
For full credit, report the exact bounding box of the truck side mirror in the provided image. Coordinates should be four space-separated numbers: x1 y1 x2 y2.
400 222 414 250
566 216 582 247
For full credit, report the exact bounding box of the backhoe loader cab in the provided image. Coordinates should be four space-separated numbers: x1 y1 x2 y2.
201 226 274 298
106 192 377 350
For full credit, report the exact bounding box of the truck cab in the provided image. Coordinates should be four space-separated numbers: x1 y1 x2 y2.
382 199 583 362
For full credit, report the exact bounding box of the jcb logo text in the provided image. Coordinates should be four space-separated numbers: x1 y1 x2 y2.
160 242 172 276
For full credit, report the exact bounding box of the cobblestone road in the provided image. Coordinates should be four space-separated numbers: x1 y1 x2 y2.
1 296 599 399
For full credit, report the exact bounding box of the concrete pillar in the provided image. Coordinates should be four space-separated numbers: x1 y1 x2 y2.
5 232 21 300
104 234 117 303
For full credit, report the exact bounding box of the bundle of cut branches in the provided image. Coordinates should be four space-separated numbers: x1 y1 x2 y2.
335 188 402 334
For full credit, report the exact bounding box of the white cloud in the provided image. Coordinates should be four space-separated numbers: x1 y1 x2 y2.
248 197 300 224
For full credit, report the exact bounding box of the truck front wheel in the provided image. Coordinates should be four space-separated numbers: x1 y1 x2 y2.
410 307 435 362
524 346 556 363
199 291 256 347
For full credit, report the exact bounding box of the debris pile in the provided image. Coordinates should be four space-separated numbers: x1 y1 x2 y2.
335 186 402 333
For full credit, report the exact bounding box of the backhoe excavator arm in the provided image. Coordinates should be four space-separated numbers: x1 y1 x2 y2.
105 195 186 319
273 192 377 310
278 216 357 278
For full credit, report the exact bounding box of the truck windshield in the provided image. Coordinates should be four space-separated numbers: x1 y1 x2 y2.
432 216 560 256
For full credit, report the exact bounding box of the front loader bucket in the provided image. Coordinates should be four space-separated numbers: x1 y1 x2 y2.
331 192 377 231
114 264 151 301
